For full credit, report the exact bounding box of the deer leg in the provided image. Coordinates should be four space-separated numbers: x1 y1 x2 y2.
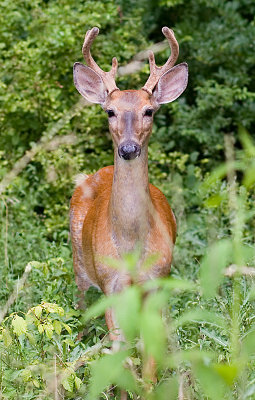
142 354 157 385
105 308 124 344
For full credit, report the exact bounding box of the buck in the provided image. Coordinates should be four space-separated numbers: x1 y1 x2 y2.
70 25 188 387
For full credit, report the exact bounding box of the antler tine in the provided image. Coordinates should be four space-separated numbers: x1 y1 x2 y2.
82 27 119 94
142 27 179 95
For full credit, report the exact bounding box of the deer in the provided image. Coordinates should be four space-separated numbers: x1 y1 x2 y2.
70 26 188 395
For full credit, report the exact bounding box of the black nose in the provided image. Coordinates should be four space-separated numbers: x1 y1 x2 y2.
118 141 141 160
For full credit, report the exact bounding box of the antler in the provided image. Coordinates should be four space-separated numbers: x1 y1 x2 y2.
142 27 179 94
82 27 119 94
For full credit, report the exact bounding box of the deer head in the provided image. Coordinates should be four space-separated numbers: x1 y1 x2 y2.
73 27 188 161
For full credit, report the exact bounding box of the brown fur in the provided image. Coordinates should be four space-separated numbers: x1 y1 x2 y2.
70 164 176 294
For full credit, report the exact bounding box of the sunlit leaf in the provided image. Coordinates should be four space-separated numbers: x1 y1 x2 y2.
38 324 44 334
2 329 12 347
12 315 27 336
74 376 82 390
53 320 62 335
33 305 42 319
63 338 75 347
204 193 227 207
32 379 40 388
62 323 72 334
62 374 74 392
43 303 64 316
45 324 54 339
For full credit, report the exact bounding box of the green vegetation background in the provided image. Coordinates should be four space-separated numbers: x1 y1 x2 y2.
0 0 254 398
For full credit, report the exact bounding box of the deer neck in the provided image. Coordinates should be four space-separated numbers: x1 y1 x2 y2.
110 146 152 255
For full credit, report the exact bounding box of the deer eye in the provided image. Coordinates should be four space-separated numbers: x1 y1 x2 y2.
144 109 154 117
106 109 115 118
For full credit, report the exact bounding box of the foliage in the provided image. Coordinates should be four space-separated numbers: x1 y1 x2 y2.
0 0 255 398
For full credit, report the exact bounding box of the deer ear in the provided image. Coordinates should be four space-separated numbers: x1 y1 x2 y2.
73 62 107 104
153 62 188 104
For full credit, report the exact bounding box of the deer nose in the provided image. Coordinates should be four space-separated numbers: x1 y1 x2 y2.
118 141 141 160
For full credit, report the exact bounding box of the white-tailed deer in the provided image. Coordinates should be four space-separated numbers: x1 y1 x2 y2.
70 25 188 389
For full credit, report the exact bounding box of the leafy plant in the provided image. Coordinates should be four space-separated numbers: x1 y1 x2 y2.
0 0 254 398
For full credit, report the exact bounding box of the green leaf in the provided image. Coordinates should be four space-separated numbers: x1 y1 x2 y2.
200 328 228 348
204 193 227 207
33 305 42 318
45 323 54 339
43 303 64 316
53 320 62 335
26 332 36 345
151 376 178 400
38 324 44 334
62 374 74 392
12 315 27 336
88 350 136 399
83 294 118 322
32 379 40 388
114 286 141 342
242 329 255 356
194 362 229 400
63 338 75 347
2 329 12 347
140 292 167 363
140 310 166 364
21 369 32 382
62 323 72 334
238 125 255 157
213 363 239 386
122 247 141 273
243 165 255 188
200 239 232 298
201 164 228 192
74 376 82 390
25 313 35 325
141 253 160 270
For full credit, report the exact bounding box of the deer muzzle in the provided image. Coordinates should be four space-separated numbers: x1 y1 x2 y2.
118 141 141 160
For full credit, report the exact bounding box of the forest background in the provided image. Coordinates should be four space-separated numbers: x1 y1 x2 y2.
0 0 255 399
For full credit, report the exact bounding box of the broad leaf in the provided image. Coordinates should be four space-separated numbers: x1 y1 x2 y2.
12 316 27 336
200 239 232 298
114 286 141 342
